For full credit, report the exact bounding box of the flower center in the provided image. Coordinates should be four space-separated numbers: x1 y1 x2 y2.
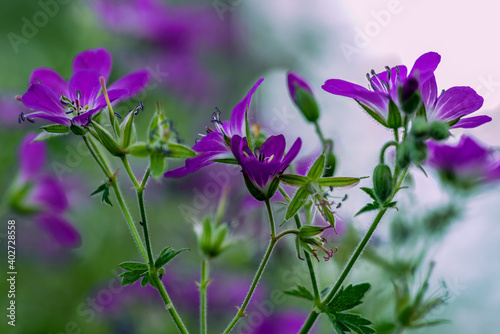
61 90 89 117
366 65 401 94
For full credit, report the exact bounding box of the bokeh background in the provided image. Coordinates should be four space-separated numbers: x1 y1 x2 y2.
0 0 499 333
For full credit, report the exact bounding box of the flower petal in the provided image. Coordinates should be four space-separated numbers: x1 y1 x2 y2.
24 111 71 126
420 74 437 110
287 71 313 100
30 68 68 97
35 213 81 248
92 89 129 111
19 134 46 181
451 115 492 129
259 134 286 160
431 86 484 122
68 70 102 107
192 132 228 153
73 48 112 80
280 137 302 172
30 175 68 213
408 52 441 84
22 83 66 116
427 135 490 171
109 69 150 97
322 79 388 117
230 78 264 136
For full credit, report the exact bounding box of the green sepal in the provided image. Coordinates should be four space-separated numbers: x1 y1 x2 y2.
356 101 388 127
307 154 325 180
32 131 67 142
294 85 320 123
150 153 165 179
120 111 136 148
283 284 314 301
285 185 310 220
127 142 150 157
387 99 402 129
164 142 196 158
41 124 70 134
92 121 124 157
69 123 87 136
323 152 337 177
317 177 363 188
279 174 308 186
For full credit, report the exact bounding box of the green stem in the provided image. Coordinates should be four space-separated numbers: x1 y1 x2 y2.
151 273 189 334
121 156 140 189
294 215 321 305
379 141 399 164
265 199 276 238
222 238 277 334
314 121 327 146
200 259 210 334
299 168 409 333
83 136 148 261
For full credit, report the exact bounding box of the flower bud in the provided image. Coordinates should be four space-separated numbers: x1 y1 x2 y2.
120 110 137 148
399 77 421 114
287 71 320 123
373 164 393 203
410 117 429 139
396 142 412 170
195 217 232 258
296 225 337 262
428 121 450 141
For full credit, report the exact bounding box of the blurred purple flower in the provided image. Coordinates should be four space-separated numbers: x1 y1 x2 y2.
249 310 315 334
322 52 491 129
231 134 302 197
20 48 149 126
93 0 236 103
13 134 80 248
287 71 314 102
427 135 500 188
164 78 264 178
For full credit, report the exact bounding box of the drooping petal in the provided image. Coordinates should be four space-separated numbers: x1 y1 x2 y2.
73 48 112 80
68 70 102 107
431 86 484 122
30 175 68 213
19 134 46 181
408 52 441 84
35 213 81 248
22 83 66 116
230 78 264 136
322 79 388 114
280 137 302 172
30 68 68 97
451 115 492 129
109 69 150 97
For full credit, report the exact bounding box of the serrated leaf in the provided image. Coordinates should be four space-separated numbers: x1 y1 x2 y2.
329 312 375 334
140 275 149 287
41 124 70 133
285 185 310 220
90 182 113 206
360 187 377 201
355 203 379 217
283 285 314 301
329 283 371 313
119 270 145 286
119 261 149 272
318 177 362 188
307 154 325 180
279 174 308 186
154 247 190 269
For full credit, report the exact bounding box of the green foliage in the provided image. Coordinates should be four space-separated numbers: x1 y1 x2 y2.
283 284 314 301
90 181 113 206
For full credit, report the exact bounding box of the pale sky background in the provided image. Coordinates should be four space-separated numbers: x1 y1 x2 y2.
248 0 500 332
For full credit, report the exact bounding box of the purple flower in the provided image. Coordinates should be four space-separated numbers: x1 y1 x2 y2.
231 134 302 200
164 78 264 177
13 134 81 248
20 48 149 126
427 135 500 188
287 71 314 102
322 52 491 129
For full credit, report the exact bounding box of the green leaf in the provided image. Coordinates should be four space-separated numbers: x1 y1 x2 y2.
318 177 362 188
279 174 308 186
355 203 379 216
165 142 196 158
140 275 149 287
154 247 190 269
283 285 314 301
41 124 70 133
356 101 388 127
119 270 145 286
307 154 325 180
90 182 112 206
360 187 377 201
328 283 371 313
328 312 375 334
285 185 310 220
119 261 149 272
150 152 165 178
